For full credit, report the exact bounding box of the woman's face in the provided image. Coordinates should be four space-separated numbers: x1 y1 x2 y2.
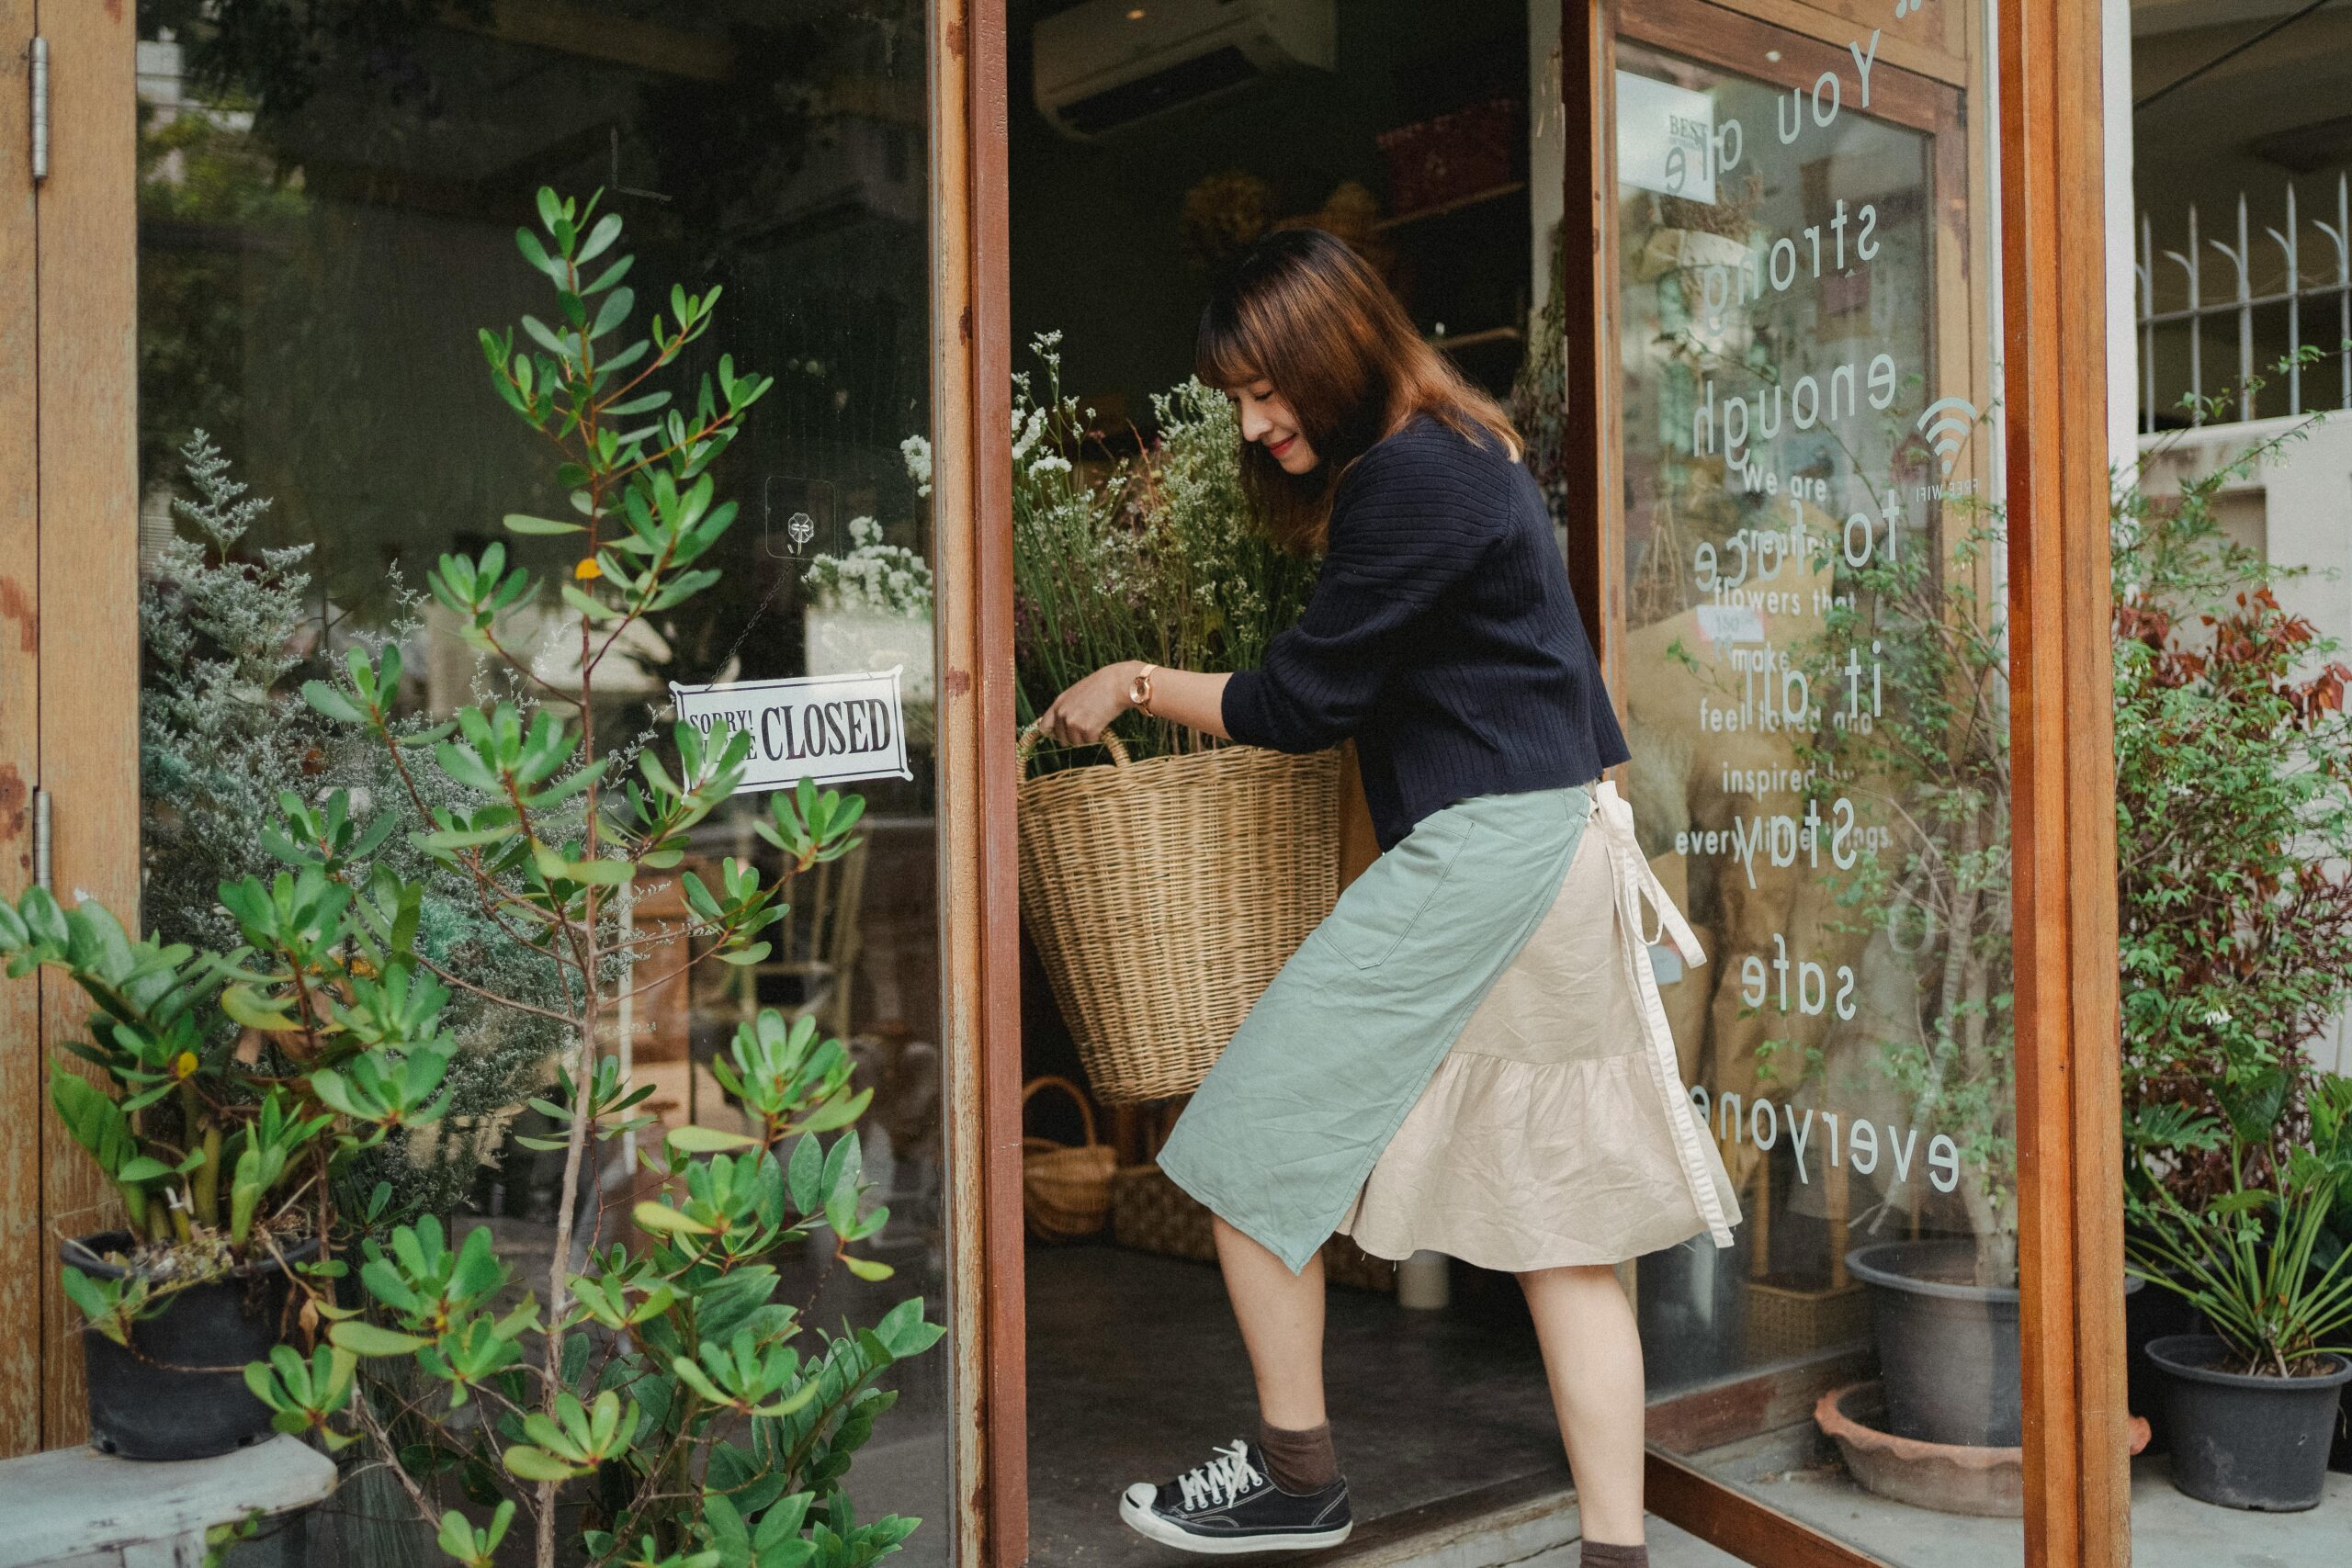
1230 379 1319 475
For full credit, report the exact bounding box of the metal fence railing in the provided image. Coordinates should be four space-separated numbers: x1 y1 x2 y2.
2137 173 2352 432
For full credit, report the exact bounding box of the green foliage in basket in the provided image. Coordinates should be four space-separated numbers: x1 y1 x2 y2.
1010 333 1318 769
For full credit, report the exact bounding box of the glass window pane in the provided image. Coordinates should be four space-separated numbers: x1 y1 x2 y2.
1615 10 2017 1558
135 5 950 1561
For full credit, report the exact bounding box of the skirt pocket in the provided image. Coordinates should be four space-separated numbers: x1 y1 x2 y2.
1317 813 1478 970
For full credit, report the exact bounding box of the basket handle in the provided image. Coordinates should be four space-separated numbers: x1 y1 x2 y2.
1021 1074 1100 1149
1017 718 1131 771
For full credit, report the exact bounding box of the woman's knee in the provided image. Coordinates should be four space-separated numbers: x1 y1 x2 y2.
1516 1261 1619 1295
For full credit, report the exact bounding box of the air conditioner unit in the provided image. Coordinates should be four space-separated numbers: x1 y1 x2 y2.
1034 0 1336 141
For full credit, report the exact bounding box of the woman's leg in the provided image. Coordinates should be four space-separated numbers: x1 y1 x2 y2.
1211 1214 1329 1429
1119 1213 1352 1551
1520 1263 1647 1547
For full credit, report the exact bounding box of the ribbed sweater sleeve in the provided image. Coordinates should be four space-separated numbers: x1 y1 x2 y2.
1222 437 1505 753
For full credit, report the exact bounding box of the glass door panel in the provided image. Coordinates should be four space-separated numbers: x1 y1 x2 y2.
134 4 950 1560
1614 5 2014 1559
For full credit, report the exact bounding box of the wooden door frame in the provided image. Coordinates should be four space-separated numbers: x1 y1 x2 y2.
2 0 1040 1518
0 0 44 1463
1558 1 2128 1563
934 2 1028 1566
6 6 2121 1567
1 0 141 1458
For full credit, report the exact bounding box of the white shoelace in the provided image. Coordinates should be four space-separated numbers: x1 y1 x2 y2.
1175 1439 1265 1511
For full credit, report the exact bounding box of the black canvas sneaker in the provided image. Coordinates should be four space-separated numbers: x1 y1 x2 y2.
1119 1438 1354 1554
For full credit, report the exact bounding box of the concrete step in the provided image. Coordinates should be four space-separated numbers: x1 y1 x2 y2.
1317 1475 1750 1568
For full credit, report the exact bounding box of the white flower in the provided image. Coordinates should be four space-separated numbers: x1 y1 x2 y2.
900 434 933 498
1029 453 1072 477
2202 1007 2232 1027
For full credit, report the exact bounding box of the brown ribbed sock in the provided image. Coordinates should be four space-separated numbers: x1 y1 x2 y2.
1579 1540 1647 1568
1255 1419 1340 1494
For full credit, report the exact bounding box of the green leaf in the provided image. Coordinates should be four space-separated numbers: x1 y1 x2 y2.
500 1443 585 1483
503 513 585 536
561 583 624 622
666 1125 759 1154
633 1201 717 1236
840 1254 895 1282
302 681 366 724
330 1321 432 1358
786 1134 822 1214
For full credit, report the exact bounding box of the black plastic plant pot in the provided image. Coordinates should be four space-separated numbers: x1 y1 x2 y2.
1847 1239 2023 1448
59 1230 317 1461
2146 1334 2352 1512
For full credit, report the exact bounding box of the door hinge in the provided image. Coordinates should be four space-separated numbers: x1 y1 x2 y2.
32 785 51 892
29 36 49 183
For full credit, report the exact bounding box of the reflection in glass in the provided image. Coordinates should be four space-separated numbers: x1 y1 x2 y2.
1615 28 2019 1558
136 5 948 1562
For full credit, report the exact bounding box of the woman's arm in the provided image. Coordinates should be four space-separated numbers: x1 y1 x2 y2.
1037 660 1232 747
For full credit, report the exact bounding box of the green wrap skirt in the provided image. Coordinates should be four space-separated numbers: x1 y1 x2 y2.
1157 782 1741 1276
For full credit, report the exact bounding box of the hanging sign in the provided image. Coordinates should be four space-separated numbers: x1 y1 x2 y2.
669 667 912 792
1615 72 1717 203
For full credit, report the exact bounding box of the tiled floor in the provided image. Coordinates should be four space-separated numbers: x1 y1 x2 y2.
1025 1244 2352 1568
1025 1243 1571 1568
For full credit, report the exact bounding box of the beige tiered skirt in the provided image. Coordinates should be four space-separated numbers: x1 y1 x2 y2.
1336 785 1743 1272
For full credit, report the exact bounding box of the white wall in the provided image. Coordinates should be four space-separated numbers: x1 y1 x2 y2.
2106 0 2138 475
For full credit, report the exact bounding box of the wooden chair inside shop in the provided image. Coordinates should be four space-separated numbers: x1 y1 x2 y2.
688 829 872 1125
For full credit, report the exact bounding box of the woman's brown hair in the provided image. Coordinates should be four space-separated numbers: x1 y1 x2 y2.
1195 226 1522 555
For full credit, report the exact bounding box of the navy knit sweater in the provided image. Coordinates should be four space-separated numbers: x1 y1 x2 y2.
1221 413 1629 851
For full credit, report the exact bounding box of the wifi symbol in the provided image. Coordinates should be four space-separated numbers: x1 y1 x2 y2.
1915 397 1978 477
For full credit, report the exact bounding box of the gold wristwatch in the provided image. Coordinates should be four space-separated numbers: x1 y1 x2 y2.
1126 662 1158 716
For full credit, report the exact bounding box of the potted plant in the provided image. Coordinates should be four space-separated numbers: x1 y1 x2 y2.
0 890 347 1458
2110 396 2352 1446
7 186 944 1568
2127 1075 2352 1510
1778 509 2030 1450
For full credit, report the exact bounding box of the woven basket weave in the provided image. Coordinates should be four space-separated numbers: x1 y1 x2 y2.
1017 725 1341 1104
1021 1076 1116 1242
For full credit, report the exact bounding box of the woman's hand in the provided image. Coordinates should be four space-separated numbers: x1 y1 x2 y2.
1038 661 1143 747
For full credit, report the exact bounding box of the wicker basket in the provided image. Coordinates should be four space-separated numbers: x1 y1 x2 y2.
1017 726 1341 1104
1744 1279 1871 1362
1022 1076 1116 1242
1110 1162 1395 1292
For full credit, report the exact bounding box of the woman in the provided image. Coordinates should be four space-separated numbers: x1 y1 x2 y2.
1036 228 1739 1568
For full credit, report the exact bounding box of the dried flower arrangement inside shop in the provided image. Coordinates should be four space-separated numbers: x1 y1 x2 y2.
1004 333 1319 767
3 189 939 1568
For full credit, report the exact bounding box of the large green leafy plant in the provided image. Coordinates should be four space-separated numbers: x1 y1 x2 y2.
1784 517 2018 1285
141 433 560 1218
2 188 939 1568
2112 415 2352 1200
